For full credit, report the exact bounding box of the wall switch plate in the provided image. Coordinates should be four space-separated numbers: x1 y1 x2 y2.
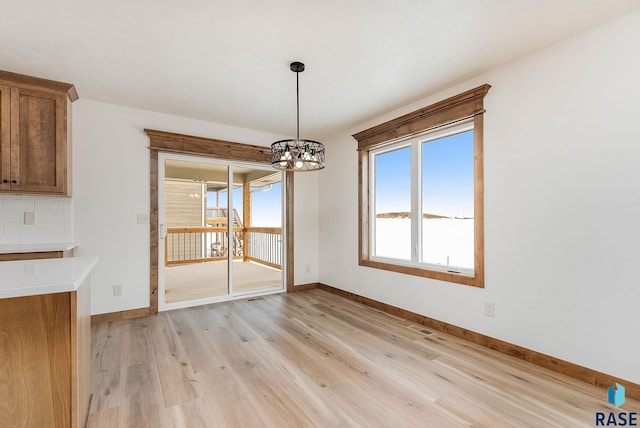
113 285 123 296
305 264 311 273
484 302 495 318
24 211 36 225
137 213 149 224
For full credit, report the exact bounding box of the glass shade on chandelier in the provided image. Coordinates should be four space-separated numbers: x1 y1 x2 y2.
271 138 325 171
271 61 326 172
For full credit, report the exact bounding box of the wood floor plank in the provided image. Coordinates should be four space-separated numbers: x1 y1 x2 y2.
233 298 347 387
264 291 357 335
166 308 226 374
325 337 449 421
201 303 320 427
121 317 155 366
246 335 353 426
326 329 444 402
310 299 442 359
434 393 519 427
242 296 344 359
329 377 467 427
196 367 269 427
86 406 119 428
164 397 222 428
89 289 640 427
90 321 124 413
148 313 204 408
119 362 167 427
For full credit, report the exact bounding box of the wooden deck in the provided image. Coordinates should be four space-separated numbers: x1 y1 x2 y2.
164 260 282 303
88 289 639 427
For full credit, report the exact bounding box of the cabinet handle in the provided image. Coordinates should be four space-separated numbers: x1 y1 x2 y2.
11 180 17 184
2 179 8 183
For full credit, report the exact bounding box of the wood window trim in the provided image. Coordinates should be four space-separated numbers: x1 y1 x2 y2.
146 129 294 315
353 84 490 288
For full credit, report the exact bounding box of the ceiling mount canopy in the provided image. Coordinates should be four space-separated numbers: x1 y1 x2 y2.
271 61 325 172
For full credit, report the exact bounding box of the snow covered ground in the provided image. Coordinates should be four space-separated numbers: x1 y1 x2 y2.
374 218 474 270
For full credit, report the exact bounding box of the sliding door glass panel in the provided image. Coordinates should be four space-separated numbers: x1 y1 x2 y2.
160 156 285 310
164 160 229 303
232 168 283 295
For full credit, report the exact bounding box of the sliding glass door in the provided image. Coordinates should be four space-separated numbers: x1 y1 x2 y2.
158 153 284 310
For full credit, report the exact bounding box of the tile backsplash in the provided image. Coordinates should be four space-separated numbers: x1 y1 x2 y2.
0 194 73 245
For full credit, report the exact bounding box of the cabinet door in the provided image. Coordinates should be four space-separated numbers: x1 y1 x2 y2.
0 85 9 191
0 292 73 427
10 86 67 194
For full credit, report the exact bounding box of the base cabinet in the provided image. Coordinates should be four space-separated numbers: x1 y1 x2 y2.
0 275 91 427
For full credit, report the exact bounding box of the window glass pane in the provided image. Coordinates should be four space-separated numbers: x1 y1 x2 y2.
373 146 411 260
421 130 474 270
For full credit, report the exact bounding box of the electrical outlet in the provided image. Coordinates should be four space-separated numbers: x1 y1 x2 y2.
24 211 36 225
113 285 123 296
484 302 495 318
137 213 149 224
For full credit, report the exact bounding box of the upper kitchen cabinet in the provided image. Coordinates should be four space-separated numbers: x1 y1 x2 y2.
0 70 78 196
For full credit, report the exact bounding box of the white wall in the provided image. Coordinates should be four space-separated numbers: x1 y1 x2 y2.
293 169 321 286
73 100 319 315
319 10 640 384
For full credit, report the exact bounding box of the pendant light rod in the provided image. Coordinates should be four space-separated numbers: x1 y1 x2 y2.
291 61 305 140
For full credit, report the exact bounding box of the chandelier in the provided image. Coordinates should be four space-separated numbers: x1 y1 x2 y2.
271 62 325 171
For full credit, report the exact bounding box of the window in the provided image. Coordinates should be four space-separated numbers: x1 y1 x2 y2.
371 122 474 272
354 85 490 287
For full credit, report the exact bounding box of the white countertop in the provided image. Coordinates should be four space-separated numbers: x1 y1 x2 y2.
0 256 97 299
0 242 78 254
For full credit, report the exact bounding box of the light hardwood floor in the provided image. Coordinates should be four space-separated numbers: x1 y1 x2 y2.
88 289 638 427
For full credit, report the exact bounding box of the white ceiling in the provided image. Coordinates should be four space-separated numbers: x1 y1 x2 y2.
1 1 638 140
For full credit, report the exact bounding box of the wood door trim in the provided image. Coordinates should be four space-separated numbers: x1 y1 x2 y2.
146 129 271 163
146 129 293 314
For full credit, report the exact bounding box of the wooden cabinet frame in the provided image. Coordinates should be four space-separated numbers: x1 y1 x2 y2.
0 70 77 195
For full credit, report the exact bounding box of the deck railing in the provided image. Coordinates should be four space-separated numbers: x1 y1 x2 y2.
165 226 282 269
245 227 283 269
